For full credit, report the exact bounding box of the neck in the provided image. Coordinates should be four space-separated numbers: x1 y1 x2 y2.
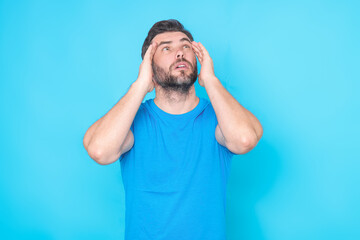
154 85 199 115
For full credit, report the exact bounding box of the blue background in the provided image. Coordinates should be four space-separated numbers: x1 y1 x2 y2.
1 0 359 239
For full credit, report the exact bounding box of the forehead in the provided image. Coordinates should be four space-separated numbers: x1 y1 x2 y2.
151 31 190 44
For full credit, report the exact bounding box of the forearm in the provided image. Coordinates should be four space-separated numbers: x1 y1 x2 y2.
84 80 148 161
204 76 262 145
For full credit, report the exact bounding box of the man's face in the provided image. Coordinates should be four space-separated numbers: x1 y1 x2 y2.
151 32 198 94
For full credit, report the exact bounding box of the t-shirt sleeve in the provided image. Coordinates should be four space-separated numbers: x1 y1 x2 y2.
204 101 237 159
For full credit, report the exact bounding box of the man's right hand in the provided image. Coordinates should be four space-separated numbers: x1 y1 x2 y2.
84 43 159 165
137 42 158 93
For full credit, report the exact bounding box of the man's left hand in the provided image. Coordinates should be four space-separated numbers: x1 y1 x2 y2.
191 41 216 87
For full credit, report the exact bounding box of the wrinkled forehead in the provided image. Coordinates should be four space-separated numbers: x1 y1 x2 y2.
151 31 191 44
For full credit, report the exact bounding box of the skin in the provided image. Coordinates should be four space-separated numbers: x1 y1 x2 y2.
83 31 263 165
151 31 200 114
146 31 263 154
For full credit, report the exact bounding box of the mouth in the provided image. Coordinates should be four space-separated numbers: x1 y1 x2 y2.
174 61 190 70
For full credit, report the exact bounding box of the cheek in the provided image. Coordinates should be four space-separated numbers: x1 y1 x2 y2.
160 61 172 71
154 55 169 69
189 51 196 61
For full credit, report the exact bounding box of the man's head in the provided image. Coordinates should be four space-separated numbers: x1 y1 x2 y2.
141 20 198 95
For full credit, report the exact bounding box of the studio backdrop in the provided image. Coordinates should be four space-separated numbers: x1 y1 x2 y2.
0 0 359 239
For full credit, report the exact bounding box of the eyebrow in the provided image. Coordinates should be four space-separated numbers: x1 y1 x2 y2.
157 37 191 47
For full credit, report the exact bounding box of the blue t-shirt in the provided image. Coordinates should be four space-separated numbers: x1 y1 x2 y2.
119 97 235 240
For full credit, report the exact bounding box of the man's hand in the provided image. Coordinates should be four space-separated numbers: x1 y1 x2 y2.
191 41 216 87
137 42 158 93
84 44 159 165
191 42 263 155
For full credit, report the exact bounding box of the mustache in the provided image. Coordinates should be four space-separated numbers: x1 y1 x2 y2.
170 58 193 70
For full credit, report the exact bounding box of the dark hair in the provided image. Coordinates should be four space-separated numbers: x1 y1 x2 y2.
141 19 194 59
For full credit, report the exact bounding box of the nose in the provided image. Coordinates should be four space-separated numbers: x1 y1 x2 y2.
176 49 184 59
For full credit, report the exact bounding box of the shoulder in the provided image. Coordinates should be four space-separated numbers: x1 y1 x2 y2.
198 98 217 121
135 99 152 117
197 97 214 116
129 99 153 132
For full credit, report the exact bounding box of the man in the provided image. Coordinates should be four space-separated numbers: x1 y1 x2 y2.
83 19 263 240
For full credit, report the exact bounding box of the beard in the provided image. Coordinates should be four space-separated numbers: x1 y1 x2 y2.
152 58 198 95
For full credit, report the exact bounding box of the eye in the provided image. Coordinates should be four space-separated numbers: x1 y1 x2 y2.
162 46 170 51
183 45 190 49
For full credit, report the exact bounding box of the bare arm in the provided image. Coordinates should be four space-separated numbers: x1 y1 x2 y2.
83 81 147 165
83 42 158 165
209 78 262 154
192 41 263 155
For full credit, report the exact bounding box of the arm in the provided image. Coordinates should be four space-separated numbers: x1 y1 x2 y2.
83 42 158 165
207 77 262 154
192 41 263 155
83 81 146 165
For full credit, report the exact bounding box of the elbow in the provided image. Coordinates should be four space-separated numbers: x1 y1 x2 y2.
256 124 263 141
86 144 118 165
227 133 259 155
88 148 107 165
227 140 252 155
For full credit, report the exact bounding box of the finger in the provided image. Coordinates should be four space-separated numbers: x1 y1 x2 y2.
191 41 199 49
192 43 201 53
193 48 203 62
191 43 202 56
192 41 202 51
197 42 209 55
149 42 158 60
192 47 201 60
144 42 158 61
144 44 153 61
192 44 204 59
195 53 203 64
192 41 201 51
191 42 204 62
